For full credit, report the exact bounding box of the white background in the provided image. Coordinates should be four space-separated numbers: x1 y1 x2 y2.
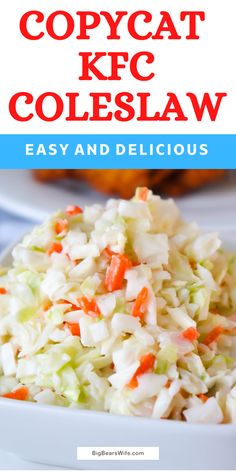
0 0 235 134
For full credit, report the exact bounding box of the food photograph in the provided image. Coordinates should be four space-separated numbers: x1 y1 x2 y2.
0 169 236 470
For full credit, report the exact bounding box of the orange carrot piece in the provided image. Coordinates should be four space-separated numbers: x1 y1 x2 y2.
0 288 7 295
182 327 200 342
3 387 29 401
47 242 63 256
58 299 70 305
78 297 101 318
43 300 53 311
137 187 149 201
203 326 224 346
104 247 118 258
66 205 83 216
128 353 156 389
198 394 209 403
165 379 173 389
65 322 81 336
57 299 80 312
104 247 139 267
68 304 80 312
105 254 132 292
132 287 149 320
55 219 68 234
128 376 139 389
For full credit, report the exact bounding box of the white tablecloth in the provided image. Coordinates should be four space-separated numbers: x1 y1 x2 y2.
0 450 61 470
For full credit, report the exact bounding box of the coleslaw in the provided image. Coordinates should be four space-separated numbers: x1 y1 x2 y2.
0 188 236 424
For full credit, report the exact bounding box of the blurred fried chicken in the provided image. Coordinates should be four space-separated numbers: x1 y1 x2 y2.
33 169 226 199
158 170 226 197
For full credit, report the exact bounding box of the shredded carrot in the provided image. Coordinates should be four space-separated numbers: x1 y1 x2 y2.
105 254 132 292
128 353 156 389
78 297 101 318
69 304 81 312
132 287 149 320
104 247 139 267
58 299 80 312
189 260 196 270
65 253 72 261
55 219 68 234
137 187 149 202
165 379 172 389
203 326 224 346
0 288 7 295
66 205 83 216
182 327 200 342
132 261 141 267
65 322 81 336
3 387 29 401
198 394 209 403
128 376 139 389
43 300 53 312
47 242 63 256
104 247 118 258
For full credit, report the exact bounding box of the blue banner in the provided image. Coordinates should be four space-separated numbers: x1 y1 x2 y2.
0 134 235 169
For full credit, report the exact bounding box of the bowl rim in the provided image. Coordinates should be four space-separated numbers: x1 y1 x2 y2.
0 397 235 433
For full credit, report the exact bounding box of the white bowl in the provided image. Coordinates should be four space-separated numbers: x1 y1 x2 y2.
0 399 236 470
0 239 236 470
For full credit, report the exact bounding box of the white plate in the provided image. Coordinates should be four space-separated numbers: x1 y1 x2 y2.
0 170 236 233
0 241 236 470
0 170 107 222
